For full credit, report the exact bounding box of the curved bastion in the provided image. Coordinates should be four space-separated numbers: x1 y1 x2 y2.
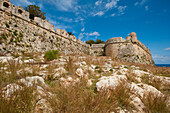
105 32 154 64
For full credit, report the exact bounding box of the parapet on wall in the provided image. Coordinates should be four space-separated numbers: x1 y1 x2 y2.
0 0 91 47
105 32 154 64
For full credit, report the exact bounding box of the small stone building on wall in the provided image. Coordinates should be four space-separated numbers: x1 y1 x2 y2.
0 0 30 20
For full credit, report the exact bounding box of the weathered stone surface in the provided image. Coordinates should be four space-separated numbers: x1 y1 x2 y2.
105 32 154 64
96 75 127 91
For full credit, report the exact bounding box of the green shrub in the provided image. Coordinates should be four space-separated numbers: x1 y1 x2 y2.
44 50 59 61
1 33 7 40
5 23 9 28
13 30 18 36
19 32 23 38
14 24 17 27
10 38 13 42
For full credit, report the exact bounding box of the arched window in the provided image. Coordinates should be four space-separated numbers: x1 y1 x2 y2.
18 9 23 14
3 2 9 8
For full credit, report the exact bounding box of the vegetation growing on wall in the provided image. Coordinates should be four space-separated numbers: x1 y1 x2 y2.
86 39 105 46
25 5 46 20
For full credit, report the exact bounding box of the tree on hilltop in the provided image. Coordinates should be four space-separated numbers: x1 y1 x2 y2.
86 39 105 46
25 5 46 20
95 39 105 44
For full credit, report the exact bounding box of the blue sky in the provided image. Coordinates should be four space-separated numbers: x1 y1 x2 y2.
11 0 170 64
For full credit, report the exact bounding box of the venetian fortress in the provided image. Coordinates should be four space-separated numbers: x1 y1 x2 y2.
0 0 154 64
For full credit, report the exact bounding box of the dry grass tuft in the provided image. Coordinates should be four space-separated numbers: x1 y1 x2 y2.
65 57 78 76
48 79 118 112
142 91 169 113
126 72 139 83
0 85 36 113
48 79 135 112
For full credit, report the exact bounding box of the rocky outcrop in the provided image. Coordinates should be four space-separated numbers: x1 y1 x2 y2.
105 32 154 64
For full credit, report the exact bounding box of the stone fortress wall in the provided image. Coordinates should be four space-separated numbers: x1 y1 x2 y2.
105 32 154 64
0 0 91 55
0 0 154 64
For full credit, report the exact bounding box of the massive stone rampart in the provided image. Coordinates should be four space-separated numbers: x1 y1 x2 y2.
105 33 154 64
0 0 90 55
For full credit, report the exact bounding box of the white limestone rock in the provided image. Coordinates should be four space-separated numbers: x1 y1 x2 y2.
132 70 150 77
53 67 67 78
76 68 84 77
19 76 45 87
0 56 13 63
34 99 53 113
96 75 127 91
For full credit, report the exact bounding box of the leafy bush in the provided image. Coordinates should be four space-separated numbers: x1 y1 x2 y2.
13 30 18 36
5 23 9 28
19 32 23 37
14 24 18 27
44 50 59 61
1 33 7 40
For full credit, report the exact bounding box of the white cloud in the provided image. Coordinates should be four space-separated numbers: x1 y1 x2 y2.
58 17 73 23
81 28 85 32
78 33 84 40
134 2 139 6
93 11 104 16
49 0 78 12
88 31 100 36
105 0 119 9
164 47 170 50
153 55 170 63
48 18 58 25
118 6 127 15
95 0 102 6
145 6 149 11
11 0 34 7
48 18 71 29
78 31 100 40
140 0 148 5
111 13 115 16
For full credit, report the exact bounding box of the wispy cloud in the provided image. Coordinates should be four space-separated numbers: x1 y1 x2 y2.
88 31 100 36
134 0 149 6
78 31 100 40
105 0 119 10
164 47 170 50
140 0 148 5
93 11 105 16
111 13 115 17
145 6 149 11
81 28 85 32
58 17 73 23
95 0 103 6
134 2 139 6
48 18 71 30
118 6 127 15
48 0 79 12
11 0 34 7
153 55 170 63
